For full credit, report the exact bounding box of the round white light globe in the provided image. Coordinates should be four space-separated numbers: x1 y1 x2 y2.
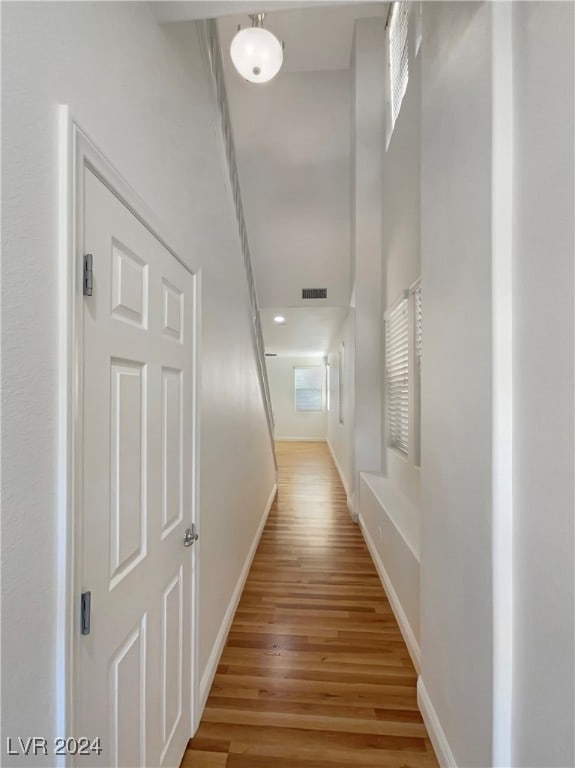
230 26 283 84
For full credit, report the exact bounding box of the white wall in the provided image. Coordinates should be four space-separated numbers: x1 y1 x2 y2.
1 2 276 758
382 6 422 511
420 4 494 766
511 3 574 765
267 356 327 440
359 473 420 664
351 11 423 672
327 310 355 502
351 18 385 504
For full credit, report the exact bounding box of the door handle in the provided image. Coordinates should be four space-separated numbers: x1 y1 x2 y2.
183 525 199 547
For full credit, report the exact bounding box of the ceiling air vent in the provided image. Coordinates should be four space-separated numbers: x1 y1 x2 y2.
302 288 327 300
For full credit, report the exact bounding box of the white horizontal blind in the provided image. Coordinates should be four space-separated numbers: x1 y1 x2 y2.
295 367 323 412
338 344 345 425
412 280 422 466
414 282 422 370
386 297 409 454
388 1 409 134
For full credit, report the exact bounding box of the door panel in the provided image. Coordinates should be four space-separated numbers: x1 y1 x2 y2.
109 359 147 588
79 168 196 768
110 618 147 768
111 240 148 328
161 367 183 537
162 279 184 342
161 567 183 760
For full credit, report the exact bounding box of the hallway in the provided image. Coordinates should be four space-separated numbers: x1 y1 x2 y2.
183 442 438 768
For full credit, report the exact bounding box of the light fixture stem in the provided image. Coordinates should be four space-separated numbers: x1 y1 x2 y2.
249 13 265 28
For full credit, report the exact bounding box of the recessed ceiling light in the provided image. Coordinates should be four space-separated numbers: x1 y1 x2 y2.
274 315 286 324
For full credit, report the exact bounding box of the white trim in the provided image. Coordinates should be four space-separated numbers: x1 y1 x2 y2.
275 437 327 442
417 678 458 768
326 439 356 520
361 472 420 562
348 493 358 523
198 483 277 717
57 105 76 768
58 106 202 762
491 4 514 766
327 439 349 495
358 513 420 672
190 262 203 736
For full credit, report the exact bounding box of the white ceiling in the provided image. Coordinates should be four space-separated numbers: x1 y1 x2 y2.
152 1 355 24
225 65 352 308
261 306 348 356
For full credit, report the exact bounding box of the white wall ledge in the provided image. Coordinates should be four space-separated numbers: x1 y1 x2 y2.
361 471 421 561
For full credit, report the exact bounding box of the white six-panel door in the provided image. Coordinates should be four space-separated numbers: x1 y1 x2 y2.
79 168 196 767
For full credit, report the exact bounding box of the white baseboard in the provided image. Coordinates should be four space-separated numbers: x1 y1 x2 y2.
327 439 348 493
348 493 358 522
358 513 420 672
417 677 458 768
197 483 277 716
274 436 327 442
326 439 356 519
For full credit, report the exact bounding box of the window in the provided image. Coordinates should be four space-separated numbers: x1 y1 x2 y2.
387 1 409 142
385 295 409 455
326 364 331 412
414 1 422 57
294 367 324 412
338 343 345 426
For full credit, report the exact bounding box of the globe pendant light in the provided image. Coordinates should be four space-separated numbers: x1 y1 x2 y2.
230 13 284 84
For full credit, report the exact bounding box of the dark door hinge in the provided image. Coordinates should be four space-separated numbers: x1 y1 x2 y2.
83 254 93 296
81 590 91 635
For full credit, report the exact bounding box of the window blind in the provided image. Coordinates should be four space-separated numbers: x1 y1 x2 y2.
295 367 323 412
386 297 409 454
414 282 422 371
338 344 345 425
388 1 409 134
412 279 422 467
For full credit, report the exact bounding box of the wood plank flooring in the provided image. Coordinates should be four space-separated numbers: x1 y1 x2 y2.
182 441 438 768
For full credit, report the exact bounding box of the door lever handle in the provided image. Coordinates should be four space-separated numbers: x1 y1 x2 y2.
183 526 199 547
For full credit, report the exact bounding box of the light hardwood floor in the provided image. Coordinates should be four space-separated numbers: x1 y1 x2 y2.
182 441 438 768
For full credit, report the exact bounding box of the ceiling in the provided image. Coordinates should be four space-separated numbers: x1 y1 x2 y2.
223 62 352 309
158 2 386 356
261 306 348 357
155 0 358 23
153 1 383 24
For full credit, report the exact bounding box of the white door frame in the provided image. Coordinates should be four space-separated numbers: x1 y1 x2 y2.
57 105 201 765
